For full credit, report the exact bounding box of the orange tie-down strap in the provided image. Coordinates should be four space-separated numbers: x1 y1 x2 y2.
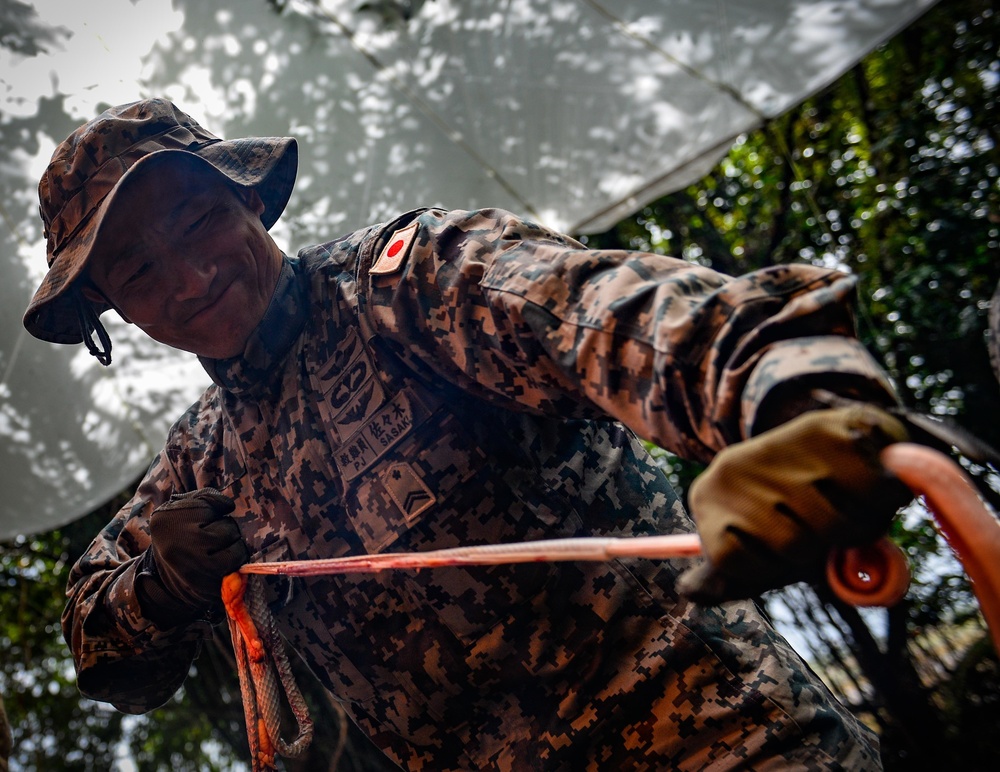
871 443 1000 650
221 572 313 772
222 442 1000 770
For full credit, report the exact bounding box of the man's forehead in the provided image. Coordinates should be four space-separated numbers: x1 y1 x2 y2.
104 163 232 237
88 161 228 281
125 156 227 204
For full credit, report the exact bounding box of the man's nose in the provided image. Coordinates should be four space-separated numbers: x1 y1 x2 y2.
172 254 218 301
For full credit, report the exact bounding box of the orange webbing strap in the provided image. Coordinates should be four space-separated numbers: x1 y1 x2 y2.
828 443 1000 656
883 443 1000 653
222 572 314 772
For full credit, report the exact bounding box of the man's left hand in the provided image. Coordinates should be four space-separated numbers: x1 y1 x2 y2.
678 404 911 603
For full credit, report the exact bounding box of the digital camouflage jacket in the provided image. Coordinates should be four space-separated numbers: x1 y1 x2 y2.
64 208 891 770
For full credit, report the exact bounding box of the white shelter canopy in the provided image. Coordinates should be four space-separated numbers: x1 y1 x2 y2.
0 0 938 538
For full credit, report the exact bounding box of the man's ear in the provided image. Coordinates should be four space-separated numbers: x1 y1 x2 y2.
80 285 132 324
80 285 105 306
243 187 266 217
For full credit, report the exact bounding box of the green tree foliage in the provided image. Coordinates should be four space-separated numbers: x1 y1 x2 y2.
0 495 244 771
2 509 125 770
586 0 1000 767
1 495 392 771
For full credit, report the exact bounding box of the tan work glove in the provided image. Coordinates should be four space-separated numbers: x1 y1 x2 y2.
136 489 249 627
677 404 910 603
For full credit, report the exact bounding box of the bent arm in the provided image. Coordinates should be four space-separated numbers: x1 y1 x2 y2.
359 208 895 463
62 453 209 713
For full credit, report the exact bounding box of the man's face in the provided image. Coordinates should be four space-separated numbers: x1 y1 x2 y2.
84 158 284 360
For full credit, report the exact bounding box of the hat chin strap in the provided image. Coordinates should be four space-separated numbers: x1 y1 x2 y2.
74 288 113 366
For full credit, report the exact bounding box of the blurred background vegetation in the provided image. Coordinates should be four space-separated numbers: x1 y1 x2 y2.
2 0 999 769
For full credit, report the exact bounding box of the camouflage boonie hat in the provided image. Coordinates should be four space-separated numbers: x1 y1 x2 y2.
23 97 298 349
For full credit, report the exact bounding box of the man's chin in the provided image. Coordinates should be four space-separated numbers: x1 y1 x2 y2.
162 331 247 361
197 341 247 361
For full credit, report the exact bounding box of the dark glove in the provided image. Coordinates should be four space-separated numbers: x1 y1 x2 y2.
136 488 249 627
677 404 911 604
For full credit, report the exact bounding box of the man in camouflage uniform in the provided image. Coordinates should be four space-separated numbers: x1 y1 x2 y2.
24 99 908 769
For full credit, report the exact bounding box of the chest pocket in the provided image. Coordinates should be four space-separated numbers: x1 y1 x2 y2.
308 328 450 552
234 536 384 705
310 337 561 644
331 382 482 555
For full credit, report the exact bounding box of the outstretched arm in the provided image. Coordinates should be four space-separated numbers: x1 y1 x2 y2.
358 207 896 462
358 207 907 599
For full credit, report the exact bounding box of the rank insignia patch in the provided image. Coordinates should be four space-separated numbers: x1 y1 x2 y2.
384 462 435 523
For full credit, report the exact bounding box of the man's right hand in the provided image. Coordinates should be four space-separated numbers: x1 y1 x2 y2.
136 488 249 627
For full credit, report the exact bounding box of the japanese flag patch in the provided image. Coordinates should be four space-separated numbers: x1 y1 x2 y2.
371 220 419 275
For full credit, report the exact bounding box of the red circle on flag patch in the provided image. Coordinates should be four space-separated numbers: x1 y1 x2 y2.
388 240 405 258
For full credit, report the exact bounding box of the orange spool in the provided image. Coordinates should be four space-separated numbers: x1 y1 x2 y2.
826 537 911 608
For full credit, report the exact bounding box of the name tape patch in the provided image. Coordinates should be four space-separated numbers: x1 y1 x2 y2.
337 389 421 480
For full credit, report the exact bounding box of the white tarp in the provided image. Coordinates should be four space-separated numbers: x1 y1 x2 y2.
0 0 938 538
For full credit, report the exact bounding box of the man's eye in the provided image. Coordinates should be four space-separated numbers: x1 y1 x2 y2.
125 262 152 287
185 210 212 234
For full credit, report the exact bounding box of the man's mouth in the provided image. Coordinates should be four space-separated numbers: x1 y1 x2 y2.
186 277 235 324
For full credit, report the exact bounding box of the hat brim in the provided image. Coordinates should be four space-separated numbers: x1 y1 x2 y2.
23 136 297 345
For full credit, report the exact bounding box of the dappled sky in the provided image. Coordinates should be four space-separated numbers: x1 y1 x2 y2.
0 0 938 537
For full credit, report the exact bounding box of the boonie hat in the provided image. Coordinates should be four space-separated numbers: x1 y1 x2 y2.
22 98 298 362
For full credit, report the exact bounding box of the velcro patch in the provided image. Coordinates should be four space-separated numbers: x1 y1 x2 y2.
371 221 419 275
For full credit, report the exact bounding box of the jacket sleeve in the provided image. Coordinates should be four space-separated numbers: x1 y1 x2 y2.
358 207 896 463
61 448 212 714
